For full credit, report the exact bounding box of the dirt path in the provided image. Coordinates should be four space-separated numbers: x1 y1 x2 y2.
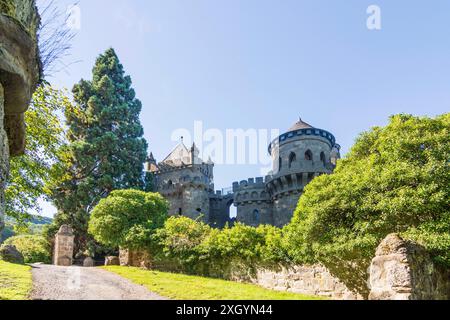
30 264 167 300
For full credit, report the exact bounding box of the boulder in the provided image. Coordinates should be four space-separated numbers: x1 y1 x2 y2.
0 244 24 264
83 257 95 267
105 256 120 266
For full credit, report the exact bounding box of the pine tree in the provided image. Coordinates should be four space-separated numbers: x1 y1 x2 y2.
48 48 148 255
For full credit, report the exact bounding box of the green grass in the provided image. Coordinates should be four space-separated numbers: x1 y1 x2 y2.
104 266 324 300
0 261 32 300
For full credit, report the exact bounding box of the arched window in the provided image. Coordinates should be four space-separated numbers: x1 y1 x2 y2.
305 150 313 161
253 209 260 223
288 152 297 168
278 157 283 170
320 152 326 165
178 208 183 216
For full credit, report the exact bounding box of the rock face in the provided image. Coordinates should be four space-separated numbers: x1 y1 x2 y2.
0 0 41 234
369 233 450 300
53 225 75 266
0 244 24 264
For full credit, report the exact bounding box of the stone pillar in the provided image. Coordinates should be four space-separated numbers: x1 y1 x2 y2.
53 225 75 266
369 233 450 300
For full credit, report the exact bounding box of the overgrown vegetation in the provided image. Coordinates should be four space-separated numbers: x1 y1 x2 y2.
104 266 323 300
3 235 51 264
0 261 32 300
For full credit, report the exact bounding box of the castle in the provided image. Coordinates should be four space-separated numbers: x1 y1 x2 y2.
146 119 341 228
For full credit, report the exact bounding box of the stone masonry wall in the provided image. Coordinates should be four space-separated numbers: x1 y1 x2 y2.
369 233 450 300
243 265 363 300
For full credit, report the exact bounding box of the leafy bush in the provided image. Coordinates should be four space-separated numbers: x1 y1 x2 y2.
88 190 169 249
152 218 289 277
156 217 211 262
284 113 450 295
4 235 51 264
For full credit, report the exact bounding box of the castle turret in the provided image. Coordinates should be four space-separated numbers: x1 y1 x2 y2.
152 141 213 223
145 152 158 172
266 118 339 227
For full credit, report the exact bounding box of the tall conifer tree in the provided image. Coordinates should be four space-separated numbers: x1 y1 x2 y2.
48 48 148 254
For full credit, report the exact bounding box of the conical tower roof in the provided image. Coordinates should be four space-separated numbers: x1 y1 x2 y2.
288 118 314 131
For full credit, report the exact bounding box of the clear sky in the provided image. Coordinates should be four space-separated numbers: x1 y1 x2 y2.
37 0 450 217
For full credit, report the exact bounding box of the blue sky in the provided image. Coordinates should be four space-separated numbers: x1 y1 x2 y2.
37 0 450 217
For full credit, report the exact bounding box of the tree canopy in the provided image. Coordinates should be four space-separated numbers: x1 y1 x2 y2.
47 48 149 254
88 190 168 249
6 84 67 223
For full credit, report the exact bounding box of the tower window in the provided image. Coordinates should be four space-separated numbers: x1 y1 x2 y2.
196 208 202 213
253 209 260 224
279 157 283 170
305 150 313 161
320 152 326 165
178 208 182 216
288 152 297 168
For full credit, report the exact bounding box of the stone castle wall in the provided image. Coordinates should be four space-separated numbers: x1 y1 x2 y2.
155 164 213 223
243 265 362 300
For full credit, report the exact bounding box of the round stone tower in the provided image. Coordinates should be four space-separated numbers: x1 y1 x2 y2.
267 118 340 227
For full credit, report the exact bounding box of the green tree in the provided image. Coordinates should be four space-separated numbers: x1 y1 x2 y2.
6 84 67 224
48 48 148 254
284 113 450 295
4 235 51 264
88 190 168 249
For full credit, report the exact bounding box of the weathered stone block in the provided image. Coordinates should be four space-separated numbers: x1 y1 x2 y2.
83 257 95 267
105 256 120 266
369 233 450 300
53 225 74 266
0 244 24 264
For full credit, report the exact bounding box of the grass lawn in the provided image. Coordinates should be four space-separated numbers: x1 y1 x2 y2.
104 266 324 300
0 261 32 300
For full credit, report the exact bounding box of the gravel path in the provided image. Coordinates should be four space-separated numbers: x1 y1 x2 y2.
30 264 167 300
